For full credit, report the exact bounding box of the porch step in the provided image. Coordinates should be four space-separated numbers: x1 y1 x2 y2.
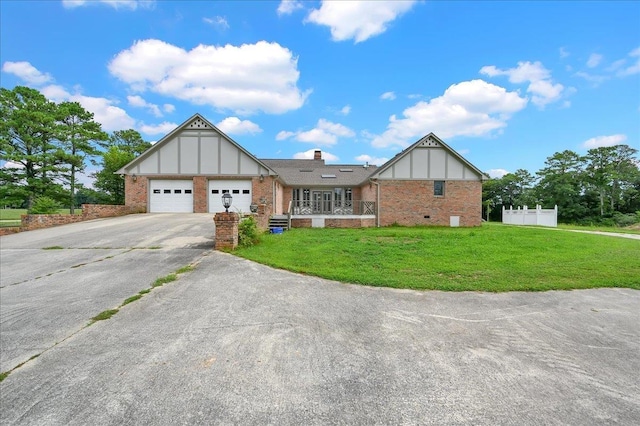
268 215 289 231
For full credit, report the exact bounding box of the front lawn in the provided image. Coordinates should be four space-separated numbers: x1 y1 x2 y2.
234 223 640 292
0 209 82 220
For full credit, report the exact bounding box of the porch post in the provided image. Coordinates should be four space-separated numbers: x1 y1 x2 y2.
214 212 239 250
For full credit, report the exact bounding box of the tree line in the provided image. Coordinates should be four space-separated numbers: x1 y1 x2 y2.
483 146 640 226
1 86 150 212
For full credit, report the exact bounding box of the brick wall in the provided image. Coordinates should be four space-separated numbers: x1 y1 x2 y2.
214 212 239 250
193 176 207 213
251 176 275 230
125 175 148 212
325 217 375 228
17 204 142 232
378 180 482 227
0 227 23 236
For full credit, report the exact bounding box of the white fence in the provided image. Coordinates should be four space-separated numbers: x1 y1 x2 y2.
502 205 558 227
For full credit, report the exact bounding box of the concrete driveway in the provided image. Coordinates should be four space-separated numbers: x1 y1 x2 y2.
1 217 639 425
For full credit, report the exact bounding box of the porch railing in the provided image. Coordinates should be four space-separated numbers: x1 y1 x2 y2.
289 200 375 216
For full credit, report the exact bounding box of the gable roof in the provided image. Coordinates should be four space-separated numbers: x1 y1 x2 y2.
261 159 377 186
369 133 488 180
116 113 276 175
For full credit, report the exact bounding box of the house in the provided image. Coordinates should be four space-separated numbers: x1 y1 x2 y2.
118 113 486 228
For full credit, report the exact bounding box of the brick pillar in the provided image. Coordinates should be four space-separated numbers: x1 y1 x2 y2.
214 212 239 250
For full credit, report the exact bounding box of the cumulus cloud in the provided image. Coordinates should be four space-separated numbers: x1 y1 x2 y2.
216 117 262 135
163 103 175 113
480 61 565 108
127 95 163 117
40 84 136 131
62 0 155 10
277 0 304 16
293 149 339 162
340 105 351 115
139 121 178 135
108 39 311 115
380 91 396 101
355 154 389 166
582 134 627 149
486 168 509 178
306 0 417 43
203 16 229 30
2 61 52 85
279 119 355 146
370 80 527 149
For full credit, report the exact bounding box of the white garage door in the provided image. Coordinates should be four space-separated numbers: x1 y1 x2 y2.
149 180 194 213
209 180 252 213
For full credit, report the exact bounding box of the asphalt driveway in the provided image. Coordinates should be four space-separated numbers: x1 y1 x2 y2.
1 216 639 424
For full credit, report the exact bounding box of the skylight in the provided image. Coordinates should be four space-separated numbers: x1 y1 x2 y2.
339 168 353 172
321 174 336 178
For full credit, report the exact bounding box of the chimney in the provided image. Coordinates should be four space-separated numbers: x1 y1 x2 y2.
314 150 322 161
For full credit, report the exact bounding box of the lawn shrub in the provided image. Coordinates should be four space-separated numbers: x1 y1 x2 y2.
28 197 60 214
238 215 260 247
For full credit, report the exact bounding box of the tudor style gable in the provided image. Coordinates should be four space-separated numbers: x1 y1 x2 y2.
371 134 485 181
118 114 272 177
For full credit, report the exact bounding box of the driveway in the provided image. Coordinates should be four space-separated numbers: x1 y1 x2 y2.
1 218 639 424
0 213 215 373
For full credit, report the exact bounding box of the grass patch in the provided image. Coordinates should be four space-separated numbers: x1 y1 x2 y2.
0 208 81 220
234 223 640 292
42 246 64 250
122 294 142 305
91 309 119 322
557 223 640 235
0 371 9 382
139 289 151 295
152 273 177 287
175 265 194 274
0 220 21 228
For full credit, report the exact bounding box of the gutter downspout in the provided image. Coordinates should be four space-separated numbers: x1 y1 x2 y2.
369 178 380 228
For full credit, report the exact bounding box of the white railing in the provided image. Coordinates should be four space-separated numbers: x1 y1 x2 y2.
502 205 558 227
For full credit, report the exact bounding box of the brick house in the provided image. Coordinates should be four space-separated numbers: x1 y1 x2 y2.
118 113 487 228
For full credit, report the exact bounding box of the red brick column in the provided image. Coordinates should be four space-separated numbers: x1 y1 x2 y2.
214 212 239 250
193 176 208 213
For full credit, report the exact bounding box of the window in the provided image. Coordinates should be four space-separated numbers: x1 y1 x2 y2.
185 189 192 194
153 189 161 194
434 181 445 196
211 189 219 194
242 189 250 194
174 189 182 194
163 189 171 194
232 189 240 194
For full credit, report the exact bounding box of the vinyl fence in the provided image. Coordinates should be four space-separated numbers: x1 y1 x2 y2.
502 205 558 227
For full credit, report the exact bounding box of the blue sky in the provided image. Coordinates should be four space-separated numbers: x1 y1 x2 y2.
1 0 639 185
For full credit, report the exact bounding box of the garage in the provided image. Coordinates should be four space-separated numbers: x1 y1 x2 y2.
149 180 194 213
209 180 252 213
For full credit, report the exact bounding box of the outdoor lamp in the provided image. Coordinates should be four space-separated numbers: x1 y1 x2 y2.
250 203 258 213
222 193 232 212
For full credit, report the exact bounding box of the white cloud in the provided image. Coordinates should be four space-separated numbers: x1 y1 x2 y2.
41 84 136 131
380 91 396 101
480 61 565 107
340 105 351 115
280 119 355 146
62 0 155 10
582 134 627 149
355 154 389 166
574 71 608 85
216 117 262 135
486 168 509 178
559 47 570 59
109 39 310 115
371 79 527 149
276 131 295 141
617 47 640 77
407 93 422 99
293 149 339 162
587 53 603 68
139 121 178 135
127 95 162 117
305 0 417 43
163 103 175 113
277 0 304 16
2 61 52 85
203 16 229 30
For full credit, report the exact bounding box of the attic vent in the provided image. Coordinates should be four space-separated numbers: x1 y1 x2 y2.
187 118 209 129
421 137 440 147
299 169 314 172
339 168 353 172
321 174 336 178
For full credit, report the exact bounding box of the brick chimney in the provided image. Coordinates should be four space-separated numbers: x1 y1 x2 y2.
314 150 322 161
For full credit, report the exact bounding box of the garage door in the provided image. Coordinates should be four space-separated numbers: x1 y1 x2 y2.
209 180 252 213
149 180 194 213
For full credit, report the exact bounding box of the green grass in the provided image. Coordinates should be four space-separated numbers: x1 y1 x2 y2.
0 208 82 220
122 294 142 305
175 265 195 274
152 273 177 287
90 309 119 322
42 246 64 250
234 223 640 292
557 223 640 235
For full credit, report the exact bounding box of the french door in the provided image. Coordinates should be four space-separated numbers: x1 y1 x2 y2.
312 191 332 214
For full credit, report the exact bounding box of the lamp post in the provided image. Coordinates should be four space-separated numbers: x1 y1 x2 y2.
222 193 232 213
